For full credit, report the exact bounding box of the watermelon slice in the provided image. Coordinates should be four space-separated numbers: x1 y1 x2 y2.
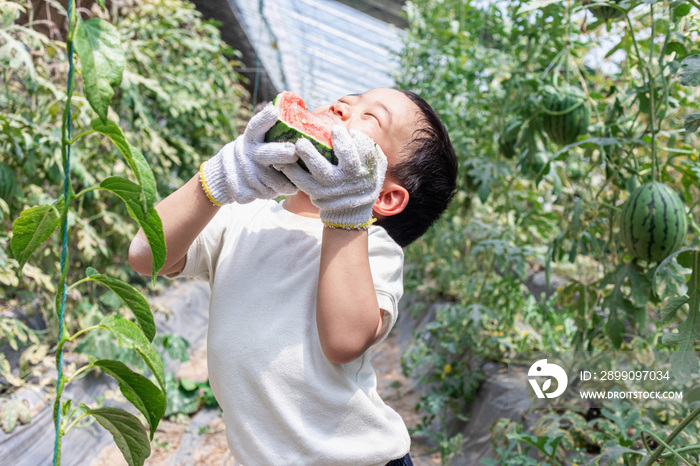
265 91 339 168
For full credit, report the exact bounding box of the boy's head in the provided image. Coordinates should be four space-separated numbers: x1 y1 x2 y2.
313 88 458 247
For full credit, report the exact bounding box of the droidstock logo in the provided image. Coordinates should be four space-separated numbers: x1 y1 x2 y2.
528 359 568 399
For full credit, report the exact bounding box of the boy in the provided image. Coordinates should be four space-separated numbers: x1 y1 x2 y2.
129 88 457 465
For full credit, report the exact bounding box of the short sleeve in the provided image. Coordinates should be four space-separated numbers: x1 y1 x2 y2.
367 226 404 345
167 205 235 282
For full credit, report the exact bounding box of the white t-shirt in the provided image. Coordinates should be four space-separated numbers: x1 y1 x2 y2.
172 199 410 465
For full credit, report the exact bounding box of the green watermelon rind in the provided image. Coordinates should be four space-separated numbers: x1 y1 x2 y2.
541 85 590 146
264 93 337 169
620 182 688 263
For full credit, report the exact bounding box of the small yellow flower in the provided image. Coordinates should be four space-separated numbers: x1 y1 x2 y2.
555 325 564 331
444 364 452 374
522 331 529 337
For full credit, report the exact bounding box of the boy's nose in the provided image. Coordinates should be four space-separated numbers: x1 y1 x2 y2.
329 102 351 120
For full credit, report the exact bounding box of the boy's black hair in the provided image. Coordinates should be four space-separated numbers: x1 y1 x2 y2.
375 90 458 247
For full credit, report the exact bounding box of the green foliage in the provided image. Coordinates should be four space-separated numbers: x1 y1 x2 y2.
86 406 152 466
396 0 700 462
164 374 218 417
0 0 249 313
74 17 125 121
0 0 250 463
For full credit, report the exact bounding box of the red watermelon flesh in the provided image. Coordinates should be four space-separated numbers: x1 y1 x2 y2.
265 91 339 166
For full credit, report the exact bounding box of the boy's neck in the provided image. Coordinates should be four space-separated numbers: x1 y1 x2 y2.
283 192 320 218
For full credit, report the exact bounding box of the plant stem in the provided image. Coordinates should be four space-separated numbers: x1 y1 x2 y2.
66 277 90 293
642 423 700 466
662 445 700 458
54 2 77 464
68 129 95 146
648 3 657 183
62 412 89 436
65 325 104 344
599 201 620 212
64 363 96 385
74 185 102 199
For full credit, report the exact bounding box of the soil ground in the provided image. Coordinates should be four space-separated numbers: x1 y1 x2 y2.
90 331 441 465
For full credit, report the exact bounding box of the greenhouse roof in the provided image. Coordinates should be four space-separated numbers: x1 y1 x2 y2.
227 0 405 109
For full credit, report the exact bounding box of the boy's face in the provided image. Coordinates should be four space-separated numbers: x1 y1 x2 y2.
312 88 421 167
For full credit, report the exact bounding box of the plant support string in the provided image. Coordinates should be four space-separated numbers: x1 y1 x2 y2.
54 0 76 463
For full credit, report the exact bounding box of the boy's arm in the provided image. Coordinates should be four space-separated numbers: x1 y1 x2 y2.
129 104 297 277
129 173 219 276
278 127 389 365
316 228 384 365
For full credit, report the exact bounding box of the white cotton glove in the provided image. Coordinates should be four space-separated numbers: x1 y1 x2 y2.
199 104 298 205
277 126 388 229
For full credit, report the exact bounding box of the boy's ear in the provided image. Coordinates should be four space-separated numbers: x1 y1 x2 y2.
373 178 409 217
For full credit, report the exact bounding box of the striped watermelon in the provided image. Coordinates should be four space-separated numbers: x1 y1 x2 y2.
0 162 16 202
541 85 590 146
585 0 625 21
620 182 687 263
265 91 338 168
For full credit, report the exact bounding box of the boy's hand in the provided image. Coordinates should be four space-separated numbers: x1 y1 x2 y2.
199 104 298 205
278 126 388 229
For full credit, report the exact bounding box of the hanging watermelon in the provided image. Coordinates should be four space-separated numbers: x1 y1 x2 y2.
584 0 626 21
620 182 687 263
541 85 591 146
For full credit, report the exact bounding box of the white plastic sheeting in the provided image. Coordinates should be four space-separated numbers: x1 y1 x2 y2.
228 0 404 109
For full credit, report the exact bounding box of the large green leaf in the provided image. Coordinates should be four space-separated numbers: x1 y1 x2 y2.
10 204 60 272
86 267 156 342
74 17 125 121
100 315 165 392
661 250 700 380
679 54 700 87
86 407 150 466
93 360 165 439
100 177 166 278
90 119 156 208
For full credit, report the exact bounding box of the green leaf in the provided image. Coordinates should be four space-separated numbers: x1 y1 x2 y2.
100 315 165 392
0 399 30 433
91 119 156 207
86 407 150 466
164 373 200 416
93 360 166 439
154 334 190 362
679 54 700 87
661 251 700 379
685 113 700 133
661 296 689 324
86 269 156 342
74 17 125 121
100 177 166 278
627 262 650 309
10 204 60 272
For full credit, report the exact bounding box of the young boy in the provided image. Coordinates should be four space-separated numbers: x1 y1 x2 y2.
129 88 457 465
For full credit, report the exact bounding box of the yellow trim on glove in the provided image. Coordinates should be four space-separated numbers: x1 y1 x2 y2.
199 161 224 207
322 217 377 230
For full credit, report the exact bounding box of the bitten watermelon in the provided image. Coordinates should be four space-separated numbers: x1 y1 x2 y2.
541 85 590 146
0 162 16 202
265 91 338 167
620 182 687 263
